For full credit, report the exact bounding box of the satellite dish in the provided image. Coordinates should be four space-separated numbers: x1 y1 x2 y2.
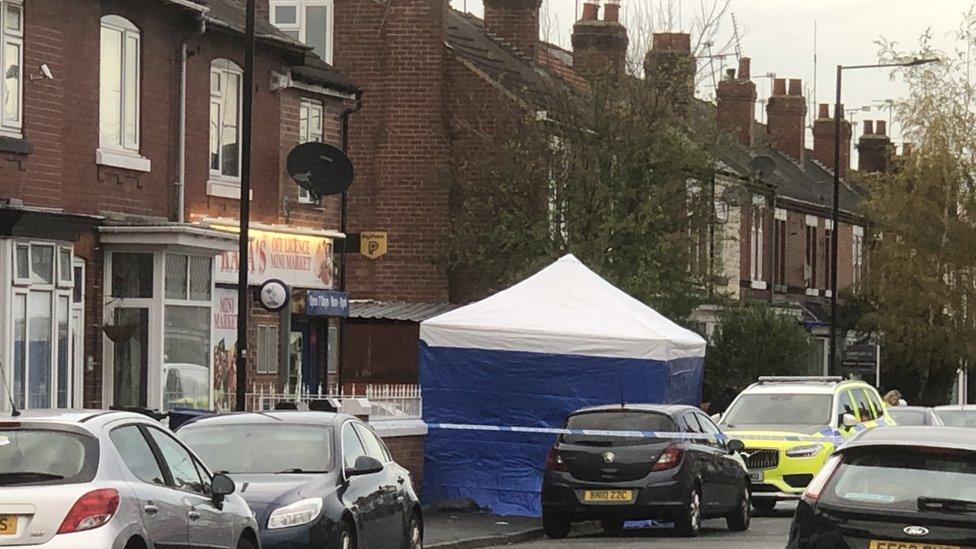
721 185 751 207
749 155 776 178
286 142 355 197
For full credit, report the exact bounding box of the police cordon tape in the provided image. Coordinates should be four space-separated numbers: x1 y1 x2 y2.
425 422 863 445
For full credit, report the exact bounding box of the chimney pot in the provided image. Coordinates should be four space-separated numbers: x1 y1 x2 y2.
581 0 599 21
863 120 874 135
818 103 830 119
788 78 802 96
876 120 887 136
725 68 736 79
772 78 787 96
603 0 621 22
738 57 751 79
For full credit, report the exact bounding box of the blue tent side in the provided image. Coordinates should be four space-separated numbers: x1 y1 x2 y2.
419 342 704 517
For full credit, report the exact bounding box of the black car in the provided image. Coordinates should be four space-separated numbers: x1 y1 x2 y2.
176 411 422 549
541 404 752 539
789 426 976 548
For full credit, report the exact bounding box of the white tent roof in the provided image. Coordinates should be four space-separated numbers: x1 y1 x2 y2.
421 255 706 361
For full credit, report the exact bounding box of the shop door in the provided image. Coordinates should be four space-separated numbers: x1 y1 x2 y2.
290 321 317 392
111 308 151 408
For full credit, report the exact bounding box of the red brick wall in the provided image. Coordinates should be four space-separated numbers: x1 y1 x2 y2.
383 435 425 492
341 321 420 383
333 0 451 303
483 0 541 60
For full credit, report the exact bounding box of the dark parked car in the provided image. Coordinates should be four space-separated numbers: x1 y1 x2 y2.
887 406 944 426
176 411 422 549
541 404 751 539
788 426 976 548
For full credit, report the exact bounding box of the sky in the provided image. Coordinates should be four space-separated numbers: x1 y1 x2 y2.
450 0 972 161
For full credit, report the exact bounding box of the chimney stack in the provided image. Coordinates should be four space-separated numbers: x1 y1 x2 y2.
857 120 892 173
644 32 695 99
716 57 757 146
571 0 629 78
766 77 807 161
813 103 853 178
484 0 543 60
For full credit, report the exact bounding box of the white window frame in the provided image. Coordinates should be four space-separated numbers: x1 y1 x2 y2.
0 0 24 136
256 324 279 374
8 240 76 411
750 203 764 287
269 0 334 64
162 253 213 411
852 225 865 289
99 15 141 154
208 59 244 196
298 98 324 204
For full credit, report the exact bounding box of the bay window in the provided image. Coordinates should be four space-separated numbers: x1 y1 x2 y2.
1 0 23 136
270 0 334 63
209 59 242 190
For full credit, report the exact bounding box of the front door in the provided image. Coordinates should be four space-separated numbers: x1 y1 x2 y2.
290 319 317 392
111 308 151 408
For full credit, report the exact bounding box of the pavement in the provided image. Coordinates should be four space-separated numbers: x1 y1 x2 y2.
479 504 797 549
424 510 544 549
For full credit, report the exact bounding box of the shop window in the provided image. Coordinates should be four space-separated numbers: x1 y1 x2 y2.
163 254 213 411
10 242 76 410
257 325 279 374
1 0 24 136
111 252 153 298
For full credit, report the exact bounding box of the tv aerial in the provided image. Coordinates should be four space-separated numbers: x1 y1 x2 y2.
286 142 355 199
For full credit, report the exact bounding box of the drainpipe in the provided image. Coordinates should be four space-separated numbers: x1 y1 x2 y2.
176 16 207 223
336 90 363 390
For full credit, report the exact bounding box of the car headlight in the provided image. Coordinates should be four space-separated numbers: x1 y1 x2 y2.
786 444 824 459
267 498 323 530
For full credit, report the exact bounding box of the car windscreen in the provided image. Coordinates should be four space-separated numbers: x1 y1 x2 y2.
888 409 929 426
721 394 832 427
561 411 677 447
935 410 976 428
823 446 976 512
178 423 334 474
0 428 99 486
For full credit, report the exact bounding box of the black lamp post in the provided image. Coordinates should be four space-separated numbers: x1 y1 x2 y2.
236 0 257 411
828 58 939 375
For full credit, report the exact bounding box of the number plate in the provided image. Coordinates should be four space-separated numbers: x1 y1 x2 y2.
870 542 959 549
583 490 634 503
749 470 764 483
0 515 17 535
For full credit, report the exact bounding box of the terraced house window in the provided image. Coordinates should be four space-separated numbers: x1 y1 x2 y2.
1 0 23 136
270 0 334 63
298 99 323 203
210 59 242 181
99 15 141 152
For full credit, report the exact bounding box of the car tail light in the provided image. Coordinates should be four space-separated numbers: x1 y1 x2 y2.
802 455 842 502
651 445 684 471
57 489 120 534
546 448 569 472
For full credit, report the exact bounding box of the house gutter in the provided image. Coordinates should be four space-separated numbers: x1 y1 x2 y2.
176 15 207 222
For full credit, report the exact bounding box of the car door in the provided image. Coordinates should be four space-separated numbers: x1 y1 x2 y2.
354 422 406 545
851 388 879 430
696 413 742 511
679 413 725 512
340 420 391 549
143 427 235 549
109 423 189 549
834 390 858 438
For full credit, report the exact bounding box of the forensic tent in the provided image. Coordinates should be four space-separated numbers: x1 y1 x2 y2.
419 255 706 516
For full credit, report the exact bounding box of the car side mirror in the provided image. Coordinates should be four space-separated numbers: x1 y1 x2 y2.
727 439 745 453
211 473 235 509
841 413 858 430
346 455 384 478
711 413 722 423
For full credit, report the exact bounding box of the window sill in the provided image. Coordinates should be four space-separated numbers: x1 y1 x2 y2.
0 134 33 155
207 179 253 200
97 149 151 172
805 288 821 297
749 280 768 290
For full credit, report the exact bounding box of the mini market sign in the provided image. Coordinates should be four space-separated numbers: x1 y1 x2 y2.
210 224 337 289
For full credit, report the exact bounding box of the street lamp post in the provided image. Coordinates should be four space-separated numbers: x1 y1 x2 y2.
828 58 939 375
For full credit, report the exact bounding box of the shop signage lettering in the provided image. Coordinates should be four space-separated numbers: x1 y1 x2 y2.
307 290 350 317
215 228 335 289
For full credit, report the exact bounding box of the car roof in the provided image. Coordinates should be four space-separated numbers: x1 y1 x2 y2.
742 379 873 396
934 405 976 411
889 406 935 413
179 410 353 428
844 426 976 451
570 404 699 416
0 409 157 430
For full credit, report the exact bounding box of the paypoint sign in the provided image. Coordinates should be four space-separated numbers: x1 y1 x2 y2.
360 231 388 260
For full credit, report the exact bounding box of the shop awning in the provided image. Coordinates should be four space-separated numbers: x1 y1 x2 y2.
349 301 460 323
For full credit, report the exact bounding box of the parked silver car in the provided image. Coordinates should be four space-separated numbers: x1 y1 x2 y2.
0 410 259 548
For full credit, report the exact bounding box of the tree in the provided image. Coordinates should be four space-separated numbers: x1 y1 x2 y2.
857 12 976 404
444 63 730 320
704 305 816 393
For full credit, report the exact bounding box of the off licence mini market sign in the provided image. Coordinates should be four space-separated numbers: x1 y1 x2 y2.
214 227 335 289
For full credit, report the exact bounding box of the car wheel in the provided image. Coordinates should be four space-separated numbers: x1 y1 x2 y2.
600 518 625 534
404 512 423 549
752 498 776 514
542 511 571 539
338 520 356 549
236 536 256 549
675 486 702 538
726 487 751 532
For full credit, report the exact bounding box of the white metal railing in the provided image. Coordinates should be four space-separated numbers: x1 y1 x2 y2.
212 383 422 420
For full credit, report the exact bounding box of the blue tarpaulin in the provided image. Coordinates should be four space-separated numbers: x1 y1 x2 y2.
419 255 706 517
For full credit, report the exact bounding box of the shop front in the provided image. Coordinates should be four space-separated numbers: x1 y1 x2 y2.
98 225 237 412
202 220 344 405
